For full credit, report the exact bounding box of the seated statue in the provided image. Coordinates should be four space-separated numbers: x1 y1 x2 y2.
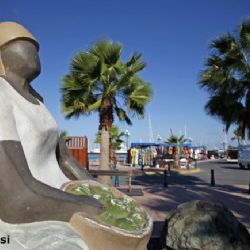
0 22 103 223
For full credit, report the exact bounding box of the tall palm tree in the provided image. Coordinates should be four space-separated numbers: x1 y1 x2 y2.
95 125 125 166
165 129 187 168
198 19 250 138
231 126 243 146
61 40 152 183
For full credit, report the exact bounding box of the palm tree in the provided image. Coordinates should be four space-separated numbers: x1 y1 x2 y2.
61 40 152 183
95 125 125 166
198 19 250 138
165 129 187 168
231 126 243 146
59 130 71 143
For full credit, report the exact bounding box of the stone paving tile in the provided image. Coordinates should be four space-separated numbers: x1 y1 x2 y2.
122 184 250 236
90 163 250 236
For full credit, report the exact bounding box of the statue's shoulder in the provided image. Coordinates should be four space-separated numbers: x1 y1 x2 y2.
0 78 20 140
0 77 8 89
0 77 12 103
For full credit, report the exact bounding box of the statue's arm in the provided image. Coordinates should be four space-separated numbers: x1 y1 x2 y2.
56 137 93 180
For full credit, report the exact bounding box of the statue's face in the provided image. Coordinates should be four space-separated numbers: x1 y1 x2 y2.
1 39 41 82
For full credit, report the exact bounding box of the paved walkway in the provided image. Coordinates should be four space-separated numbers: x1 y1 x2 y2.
129 183 250 236
90 161 250 236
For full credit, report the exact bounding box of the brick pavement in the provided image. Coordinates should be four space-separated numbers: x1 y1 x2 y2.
90 164 250 236
127 184 250 236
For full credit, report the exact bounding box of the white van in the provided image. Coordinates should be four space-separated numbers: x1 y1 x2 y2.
238 149 250 169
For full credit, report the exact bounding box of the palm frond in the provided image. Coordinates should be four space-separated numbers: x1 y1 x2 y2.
61 38 152 127
199 19 250 138
90 40 122 66
94 125 125 150
115 107 132 125
125 53 142 67
239 19 250 53
210 34 236 54
165 129 187 144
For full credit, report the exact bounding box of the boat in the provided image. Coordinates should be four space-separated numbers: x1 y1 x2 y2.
89 143 128 165
89 143 127 154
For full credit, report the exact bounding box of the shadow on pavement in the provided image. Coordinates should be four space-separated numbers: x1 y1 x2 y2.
220 166 249 170
133 170 207 186
214 160 238 165
132 170 250 237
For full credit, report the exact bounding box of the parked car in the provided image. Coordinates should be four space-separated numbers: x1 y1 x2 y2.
207 150 219 159
218 150 225 159
226 149 239 163
238 149 250 169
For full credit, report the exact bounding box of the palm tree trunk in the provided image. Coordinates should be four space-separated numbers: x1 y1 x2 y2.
98 127 111 184
173 146 180 168
109 143 116 168
98 100 113 185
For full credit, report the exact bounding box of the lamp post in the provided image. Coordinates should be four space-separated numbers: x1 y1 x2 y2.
125 130 130 150
156 134 162 144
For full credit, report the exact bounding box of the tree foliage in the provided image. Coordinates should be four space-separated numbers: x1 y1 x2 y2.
231 126 243 146
198 19 250 138
61 40 153 128
95 125 125 151
165 129 188 144
59 130 70 142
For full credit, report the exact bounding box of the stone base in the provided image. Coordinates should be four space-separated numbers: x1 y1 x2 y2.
0 219 88 250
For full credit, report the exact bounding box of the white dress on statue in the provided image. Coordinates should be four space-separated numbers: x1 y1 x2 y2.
0 77 69 188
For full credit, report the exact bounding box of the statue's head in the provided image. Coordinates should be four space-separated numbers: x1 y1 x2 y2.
0 22 40 81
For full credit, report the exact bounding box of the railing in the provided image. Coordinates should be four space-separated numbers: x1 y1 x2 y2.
88 161 172 190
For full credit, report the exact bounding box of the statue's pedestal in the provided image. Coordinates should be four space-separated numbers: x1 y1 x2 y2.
0 220 88 250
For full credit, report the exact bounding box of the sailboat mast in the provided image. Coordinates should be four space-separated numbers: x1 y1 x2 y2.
149 113 154 142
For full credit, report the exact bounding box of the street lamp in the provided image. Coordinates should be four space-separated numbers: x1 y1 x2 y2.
124 130 131 150
156 134 162 143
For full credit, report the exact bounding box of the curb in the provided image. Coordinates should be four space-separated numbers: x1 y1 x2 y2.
171 168 201 174
169 159 220 175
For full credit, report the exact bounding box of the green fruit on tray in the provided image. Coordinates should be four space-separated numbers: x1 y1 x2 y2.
68 184 147 231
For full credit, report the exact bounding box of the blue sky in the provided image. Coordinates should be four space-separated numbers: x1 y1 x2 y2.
1 0 250 149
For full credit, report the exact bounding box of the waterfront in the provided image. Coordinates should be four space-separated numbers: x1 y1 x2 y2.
89 153 127 166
